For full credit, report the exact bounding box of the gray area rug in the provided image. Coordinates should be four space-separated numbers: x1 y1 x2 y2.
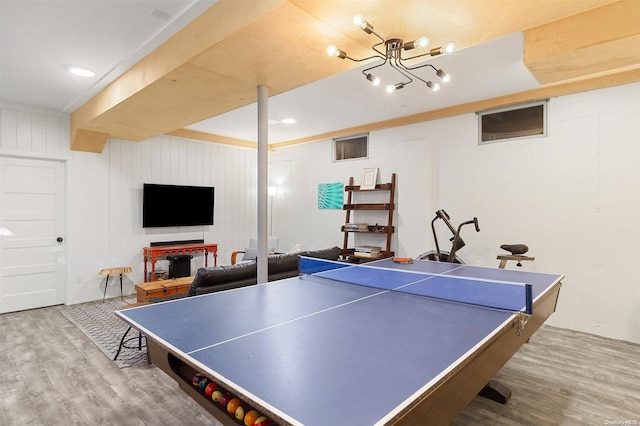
61 297 148 368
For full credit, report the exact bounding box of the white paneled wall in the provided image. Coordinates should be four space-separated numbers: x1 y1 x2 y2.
1 82 639 342
66 136 259 303
270 83 640 343
1 103 258 304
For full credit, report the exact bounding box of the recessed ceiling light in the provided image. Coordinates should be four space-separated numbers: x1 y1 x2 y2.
150 8 172 20
65 65 95 78
281 118 296 124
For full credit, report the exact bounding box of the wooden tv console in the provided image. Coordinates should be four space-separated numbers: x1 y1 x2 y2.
143 243 218 282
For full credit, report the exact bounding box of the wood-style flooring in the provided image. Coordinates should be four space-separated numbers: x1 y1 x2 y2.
1 303 638 425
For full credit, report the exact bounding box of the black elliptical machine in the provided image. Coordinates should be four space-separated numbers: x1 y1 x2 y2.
417 209 480 263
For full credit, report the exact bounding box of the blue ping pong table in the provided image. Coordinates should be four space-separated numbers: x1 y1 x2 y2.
116 257 562 425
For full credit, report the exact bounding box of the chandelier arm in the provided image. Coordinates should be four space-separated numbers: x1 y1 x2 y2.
399 50 436 62
371 42 387 57
399 62 438 72
395 59 435 85
369 29 385 44
362 60 388 75
346 54 386 62
389 60 414 85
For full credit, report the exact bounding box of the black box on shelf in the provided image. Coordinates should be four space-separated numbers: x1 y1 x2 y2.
168 255 192 278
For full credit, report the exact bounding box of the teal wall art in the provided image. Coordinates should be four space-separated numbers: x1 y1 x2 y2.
318 183 344 209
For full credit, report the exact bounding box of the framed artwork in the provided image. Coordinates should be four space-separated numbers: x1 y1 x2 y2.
360 168 378 190
318 183 344 209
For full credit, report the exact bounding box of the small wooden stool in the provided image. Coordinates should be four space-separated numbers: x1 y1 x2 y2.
114 302 151 361
100 267 132 302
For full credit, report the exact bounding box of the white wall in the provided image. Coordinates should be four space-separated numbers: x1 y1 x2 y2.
1 82 638 343
270 83 640 343
0 103 259 304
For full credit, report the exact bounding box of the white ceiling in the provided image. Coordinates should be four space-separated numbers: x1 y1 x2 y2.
1 0 540 144
0 0 215 112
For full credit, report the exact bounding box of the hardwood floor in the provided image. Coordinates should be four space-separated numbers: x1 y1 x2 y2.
1 303 638 425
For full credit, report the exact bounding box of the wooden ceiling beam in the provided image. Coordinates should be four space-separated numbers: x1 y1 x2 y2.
70 0 287 152
523 0 640 84
70 0 631 153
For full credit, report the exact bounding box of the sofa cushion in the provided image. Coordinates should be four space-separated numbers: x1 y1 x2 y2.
187 246 342 297
300 246 342 261
190 262 256 288
267 252 299 274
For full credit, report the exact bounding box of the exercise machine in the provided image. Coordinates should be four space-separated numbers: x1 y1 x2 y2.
497 244 535 268
417 209 480 263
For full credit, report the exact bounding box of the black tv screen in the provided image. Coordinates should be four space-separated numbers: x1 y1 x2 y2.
143 183 214 228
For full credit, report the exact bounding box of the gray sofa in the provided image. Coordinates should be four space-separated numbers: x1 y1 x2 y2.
187 246 342 296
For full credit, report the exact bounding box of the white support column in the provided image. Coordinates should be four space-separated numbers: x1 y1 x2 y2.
257 85 269 284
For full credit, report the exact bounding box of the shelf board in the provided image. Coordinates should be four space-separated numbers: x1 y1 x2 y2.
341 225 394 233
343 203 392 210
344 183 393 192
340 249 395 263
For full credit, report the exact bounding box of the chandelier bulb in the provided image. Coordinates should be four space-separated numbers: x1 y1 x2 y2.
386 83 405 93
415 36 430 49
366 73 381 86
426 81 441 92
353 13 373 33
327 45 347 59
436 69 451 83
441 42 456 55
403 36 430 51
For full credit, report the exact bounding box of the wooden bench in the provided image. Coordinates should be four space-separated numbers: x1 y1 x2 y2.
135 277 193 303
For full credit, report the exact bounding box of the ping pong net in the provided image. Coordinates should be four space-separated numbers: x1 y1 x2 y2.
299 257 533 315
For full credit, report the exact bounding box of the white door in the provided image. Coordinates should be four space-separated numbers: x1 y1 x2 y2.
0 156 66 313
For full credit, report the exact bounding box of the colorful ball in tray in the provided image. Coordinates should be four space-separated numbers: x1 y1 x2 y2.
254 415 270 426
226 397 241 414
211 390 223 403
244 410 260 426
235 404 248 421
192 373 203 386
219 392 233 408
204 382 218 397
198 377 209 390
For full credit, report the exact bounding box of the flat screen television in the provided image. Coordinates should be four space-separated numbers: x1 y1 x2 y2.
143 183 214 228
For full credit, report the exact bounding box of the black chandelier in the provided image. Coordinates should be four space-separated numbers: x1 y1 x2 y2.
327 14 455 93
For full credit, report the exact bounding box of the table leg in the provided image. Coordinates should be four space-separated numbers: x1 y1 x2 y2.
102 274 110 302
479 380 511 404
204 249 209 267
144 256 148 282
151 258 156 282
119 273 124 300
